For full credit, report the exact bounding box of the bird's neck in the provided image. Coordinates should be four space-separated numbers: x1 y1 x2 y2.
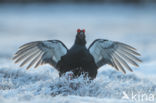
74 38 86 46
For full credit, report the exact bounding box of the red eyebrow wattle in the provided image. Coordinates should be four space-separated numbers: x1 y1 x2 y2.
77 29 81 33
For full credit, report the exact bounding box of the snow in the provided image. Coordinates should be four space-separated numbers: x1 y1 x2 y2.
0 3 156 103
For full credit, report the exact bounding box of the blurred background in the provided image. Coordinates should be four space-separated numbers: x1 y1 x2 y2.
0 0 156 73
0 1 156 103
0 0 156 3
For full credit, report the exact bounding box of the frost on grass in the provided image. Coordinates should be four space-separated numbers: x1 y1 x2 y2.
0 66 156 102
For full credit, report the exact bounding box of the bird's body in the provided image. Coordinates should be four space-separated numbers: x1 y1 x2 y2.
13 29 142 80
57 44 97 79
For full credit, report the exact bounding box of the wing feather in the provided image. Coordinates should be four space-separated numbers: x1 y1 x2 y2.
15 48 39 63
116 50 139 67
117 42 136 51
114 52 133 72
26 51 43 70
34 58 42 68
89 39 141 74
15 43 38 56
19 51 40 67
111 55 119 71
13 40 68 70
118 46 140 56
119 49 142 63
19 41 39 49
113 55 126 74
13 47 38 60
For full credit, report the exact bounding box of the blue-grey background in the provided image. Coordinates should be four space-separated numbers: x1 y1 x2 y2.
0 1 156 103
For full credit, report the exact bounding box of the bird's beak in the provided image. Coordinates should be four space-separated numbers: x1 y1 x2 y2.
79 32 85 39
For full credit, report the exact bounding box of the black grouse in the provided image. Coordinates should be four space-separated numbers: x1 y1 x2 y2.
13 29 142 79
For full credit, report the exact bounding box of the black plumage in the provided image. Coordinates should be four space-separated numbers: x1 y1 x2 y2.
57 30 97 79
13 29 142 79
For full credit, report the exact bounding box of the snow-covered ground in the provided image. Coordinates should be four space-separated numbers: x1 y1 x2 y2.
0 3 156 103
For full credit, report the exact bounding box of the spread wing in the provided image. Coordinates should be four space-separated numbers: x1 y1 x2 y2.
13 40 68 70
88 39 142 74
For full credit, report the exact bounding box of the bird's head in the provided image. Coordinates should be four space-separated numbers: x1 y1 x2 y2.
75 29 86 45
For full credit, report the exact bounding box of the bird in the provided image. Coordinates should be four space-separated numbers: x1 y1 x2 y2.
13 29 142 80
